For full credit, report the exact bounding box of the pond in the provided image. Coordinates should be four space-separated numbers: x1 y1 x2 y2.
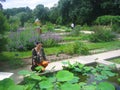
18 62 120 90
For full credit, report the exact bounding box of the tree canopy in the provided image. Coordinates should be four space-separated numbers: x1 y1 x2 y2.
3 0 120 25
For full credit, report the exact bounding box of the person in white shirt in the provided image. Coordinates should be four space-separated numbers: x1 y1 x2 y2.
71 23 74 29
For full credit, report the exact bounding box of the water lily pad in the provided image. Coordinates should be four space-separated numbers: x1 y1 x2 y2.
61 83 80 90
39 80 53 89
97 82 115 90
30 75 41 80
18 70 32 76
56 70 74 82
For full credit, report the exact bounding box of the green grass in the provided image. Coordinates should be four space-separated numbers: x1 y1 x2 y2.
109 57 120 64
1 40 119 69
87 40 120 50
1 51 31 59
1 40 120 61
63 34 90 41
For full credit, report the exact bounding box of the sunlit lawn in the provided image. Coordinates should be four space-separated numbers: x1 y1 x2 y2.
63 34 90 41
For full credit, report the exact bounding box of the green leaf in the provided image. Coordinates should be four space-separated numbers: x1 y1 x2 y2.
25 84 35 90
48 77 57 83
0 78 15 86
118 78 120 82
97 82 115 90
18 70 32 76
83 67 91 72
79 82 87 87
0 78 15 89
39 80 53 89
8 85 25 90
78 64 85 69
83 85 96 90
61 83 80 90
69 76 79 84
56 70 74 82
30 75 41 80
35 66 43 71
74 67 81 72
95 75 108 81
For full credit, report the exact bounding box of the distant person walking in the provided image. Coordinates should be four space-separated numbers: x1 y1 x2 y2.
71 23 74 29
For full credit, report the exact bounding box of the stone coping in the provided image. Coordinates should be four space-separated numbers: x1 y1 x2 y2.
0 72 13 80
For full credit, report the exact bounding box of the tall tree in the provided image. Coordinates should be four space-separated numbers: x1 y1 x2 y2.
49 6 60 24
33 4 49 24
0 11 9 52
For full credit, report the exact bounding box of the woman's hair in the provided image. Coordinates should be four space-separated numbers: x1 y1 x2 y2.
36 41 42 45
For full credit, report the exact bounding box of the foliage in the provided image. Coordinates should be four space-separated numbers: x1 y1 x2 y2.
73 41 89 55
64 41 89 55
89 26 116 42
43 22 55 32
2 40 120 60
56 70 74 82
95 15 120 25
7 29 39 51
110 57 120 64
0 62 117 90
7 28 62 51
0 78 26 90
16 12 32 27
112 24 120 33
33 4 49 24
62 62 116 81
3 0 120 25
40 32 62 47
70 25 81 36
9 16 21 31
0 11 9 52
49 6 60 24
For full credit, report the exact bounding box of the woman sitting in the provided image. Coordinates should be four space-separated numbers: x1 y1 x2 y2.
31 42 49 72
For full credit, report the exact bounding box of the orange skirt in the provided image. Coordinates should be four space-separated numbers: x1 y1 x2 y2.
37 61 49 68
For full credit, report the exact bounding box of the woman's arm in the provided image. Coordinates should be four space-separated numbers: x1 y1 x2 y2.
41 48 47 60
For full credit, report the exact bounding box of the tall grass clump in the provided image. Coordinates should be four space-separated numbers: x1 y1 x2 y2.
89 26 116 42
64 41 89 55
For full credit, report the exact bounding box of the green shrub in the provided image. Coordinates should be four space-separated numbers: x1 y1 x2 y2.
95 15 120 25
45 22 55 32
89 26 116 42
70 25 81 36
64 41 89 55
112 24 120 33
9 16 20 32
73 41 89 55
